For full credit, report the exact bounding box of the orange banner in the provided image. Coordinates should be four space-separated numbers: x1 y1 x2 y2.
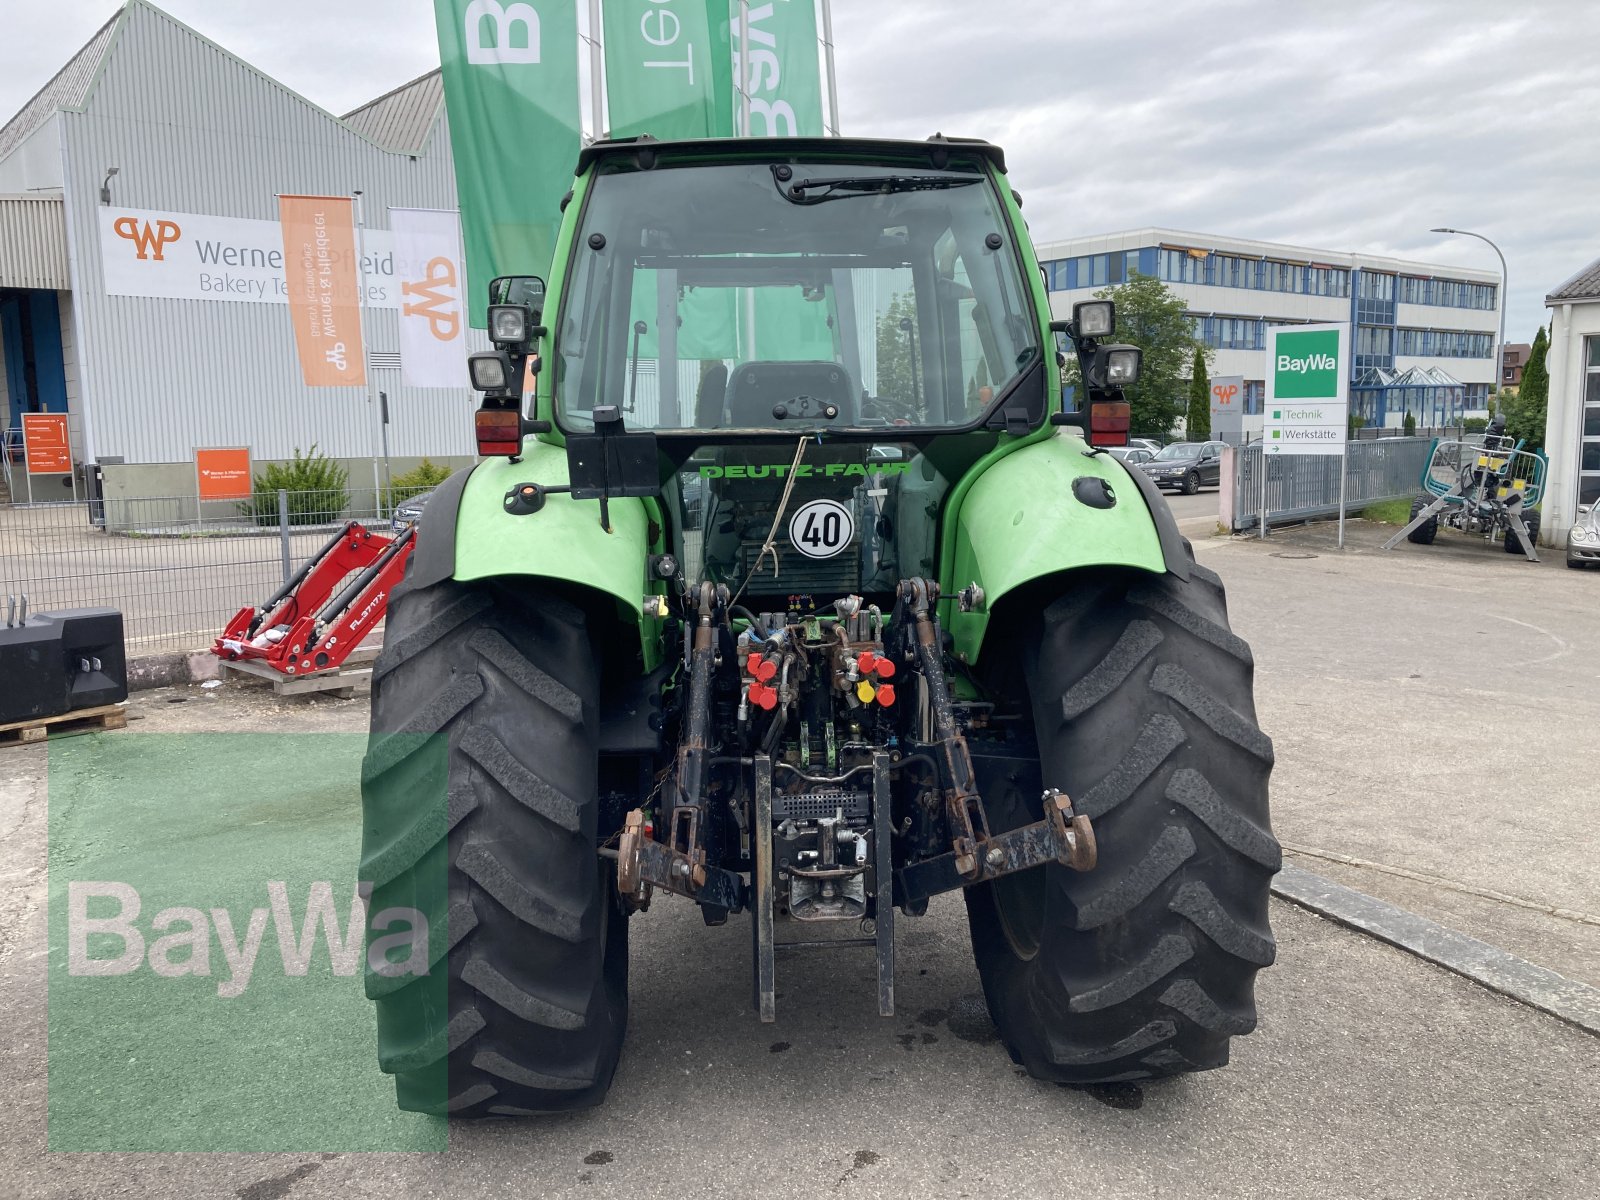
278 195 366 387
196 447 253 500
22 412 71 474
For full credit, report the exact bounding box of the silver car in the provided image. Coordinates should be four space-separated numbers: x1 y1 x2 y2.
1567 504 1600 569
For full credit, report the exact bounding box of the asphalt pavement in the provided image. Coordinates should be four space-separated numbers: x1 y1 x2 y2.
2 514 1597 1199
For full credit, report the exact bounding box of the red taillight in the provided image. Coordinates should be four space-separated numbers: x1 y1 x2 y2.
475 409 523 456
1087 400 1130 447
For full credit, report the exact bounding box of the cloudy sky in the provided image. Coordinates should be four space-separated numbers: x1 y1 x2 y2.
3 0 1597 341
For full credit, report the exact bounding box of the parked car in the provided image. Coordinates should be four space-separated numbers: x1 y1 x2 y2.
1107 446 1154 466
391 489 436 532
1568 504 1600 569
1138 441 1227 494
1128 438 1164 456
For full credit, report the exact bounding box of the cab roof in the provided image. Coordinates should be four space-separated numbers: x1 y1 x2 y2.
575 134 1007 176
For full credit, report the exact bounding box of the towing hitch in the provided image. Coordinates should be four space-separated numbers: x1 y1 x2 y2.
895 787 1096 908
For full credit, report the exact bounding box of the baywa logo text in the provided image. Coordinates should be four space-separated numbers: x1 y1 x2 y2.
1277 352 1337 375
114 216 182 261
66 880 427 998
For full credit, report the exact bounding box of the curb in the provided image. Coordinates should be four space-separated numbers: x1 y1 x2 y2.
1273 863 1600 1037
1175 514 1225 540
126 649 220 692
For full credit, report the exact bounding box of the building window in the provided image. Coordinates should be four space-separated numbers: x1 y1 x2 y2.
1393 328 1494 358
1398 275 1497 310
1192 314 1267 351
1357 326 1394 357
1581 337 1600 508
1358 271 1395 300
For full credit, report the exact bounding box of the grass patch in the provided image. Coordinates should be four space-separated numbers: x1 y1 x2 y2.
1362 498 1415 525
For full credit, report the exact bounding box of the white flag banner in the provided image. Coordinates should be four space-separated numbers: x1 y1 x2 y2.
389 207 467 389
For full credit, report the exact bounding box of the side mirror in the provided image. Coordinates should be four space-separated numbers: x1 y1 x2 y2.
489 275 546 320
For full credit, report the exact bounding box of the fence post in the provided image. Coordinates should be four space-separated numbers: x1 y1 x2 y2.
278 489 292 584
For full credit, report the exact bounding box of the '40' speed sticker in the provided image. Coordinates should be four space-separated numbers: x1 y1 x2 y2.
788 499 855 559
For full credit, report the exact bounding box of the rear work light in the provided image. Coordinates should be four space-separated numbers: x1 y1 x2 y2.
1087 400 1131 447
475 408 524 457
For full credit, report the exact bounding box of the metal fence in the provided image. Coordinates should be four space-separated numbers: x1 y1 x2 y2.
1230 438 1432 532
0 487 407 654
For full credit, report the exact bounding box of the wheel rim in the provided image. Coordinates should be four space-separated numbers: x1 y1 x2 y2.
992 868 1047 961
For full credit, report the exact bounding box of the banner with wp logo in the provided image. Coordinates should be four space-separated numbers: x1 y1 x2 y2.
390 207 469 388
434 0 581 328
47 733 447 1150
278 195 367 388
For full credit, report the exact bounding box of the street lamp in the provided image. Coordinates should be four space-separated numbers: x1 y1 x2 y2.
1430 227 1507 415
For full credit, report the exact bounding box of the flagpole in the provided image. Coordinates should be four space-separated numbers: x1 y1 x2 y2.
587 0 605 140
352 190 385 515
819 0 839 135
738 0 752 136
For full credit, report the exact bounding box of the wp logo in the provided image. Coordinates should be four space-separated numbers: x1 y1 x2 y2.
113 216 182 261
401 257 461 340
1212 383 1239 407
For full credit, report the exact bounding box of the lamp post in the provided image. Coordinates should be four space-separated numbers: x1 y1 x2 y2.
1430 227 1507 415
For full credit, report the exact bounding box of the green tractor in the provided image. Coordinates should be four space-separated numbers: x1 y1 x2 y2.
360 135 1278 1116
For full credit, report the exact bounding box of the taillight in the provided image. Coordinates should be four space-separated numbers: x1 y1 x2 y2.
1087 401 1130 447
475 408 523 457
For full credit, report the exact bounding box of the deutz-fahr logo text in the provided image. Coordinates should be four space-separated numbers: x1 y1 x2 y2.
114 217 182 261
698 462 912 479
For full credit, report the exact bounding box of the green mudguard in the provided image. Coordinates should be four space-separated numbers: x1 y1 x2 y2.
447 440 660 666
942 430 1177 663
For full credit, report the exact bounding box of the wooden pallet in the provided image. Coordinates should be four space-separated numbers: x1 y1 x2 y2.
215 643 380 699
0 703 128 747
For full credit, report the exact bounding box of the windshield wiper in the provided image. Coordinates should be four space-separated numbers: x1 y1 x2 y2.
774 169 981 205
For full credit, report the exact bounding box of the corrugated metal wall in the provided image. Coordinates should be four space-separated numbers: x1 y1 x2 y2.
0 196 70 288
61 4 481 465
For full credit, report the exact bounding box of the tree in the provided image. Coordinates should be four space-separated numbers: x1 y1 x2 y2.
1063 272 1208 437
1502 326 1548 454
873 292 921 411
1403 410 1416 436
1185 347 1210 439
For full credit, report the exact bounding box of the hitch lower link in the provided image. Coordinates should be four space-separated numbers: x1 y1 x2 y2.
896 787 1097 908
615 807 746 916
896 577 1096 908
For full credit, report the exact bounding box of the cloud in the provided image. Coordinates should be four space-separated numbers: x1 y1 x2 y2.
3 0 1596 339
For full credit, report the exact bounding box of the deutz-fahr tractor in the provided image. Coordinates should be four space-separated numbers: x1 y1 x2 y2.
360 135 1278 1116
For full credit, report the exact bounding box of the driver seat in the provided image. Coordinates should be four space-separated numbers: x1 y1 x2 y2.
723 361 856 427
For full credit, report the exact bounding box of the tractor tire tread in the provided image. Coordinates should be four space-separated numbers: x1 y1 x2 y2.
361 579 627 1118
965 562 1277 1084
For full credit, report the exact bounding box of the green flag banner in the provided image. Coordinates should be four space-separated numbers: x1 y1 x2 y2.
736 0 824 137
434 0 581 328
603 1 734 140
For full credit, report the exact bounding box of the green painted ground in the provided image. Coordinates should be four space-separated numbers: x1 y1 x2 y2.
46 733 445 1152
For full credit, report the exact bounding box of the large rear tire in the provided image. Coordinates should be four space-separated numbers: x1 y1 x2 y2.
965 561 1278 1082
360 578 628 1116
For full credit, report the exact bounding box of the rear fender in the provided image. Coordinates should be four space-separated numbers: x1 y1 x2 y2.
940 430 1189 664
405 441 663 669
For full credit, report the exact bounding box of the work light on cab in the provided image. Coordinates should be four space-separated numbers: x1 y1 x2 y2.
1102 346 1142 387
1072 299 1115 340
489 303 532 347
468 350 512 393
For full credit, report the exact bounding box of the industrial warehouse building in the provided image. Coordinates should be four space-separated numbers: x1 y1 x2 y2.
1542 257 1600 543
0 1 477 504
1037 228 1502 431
